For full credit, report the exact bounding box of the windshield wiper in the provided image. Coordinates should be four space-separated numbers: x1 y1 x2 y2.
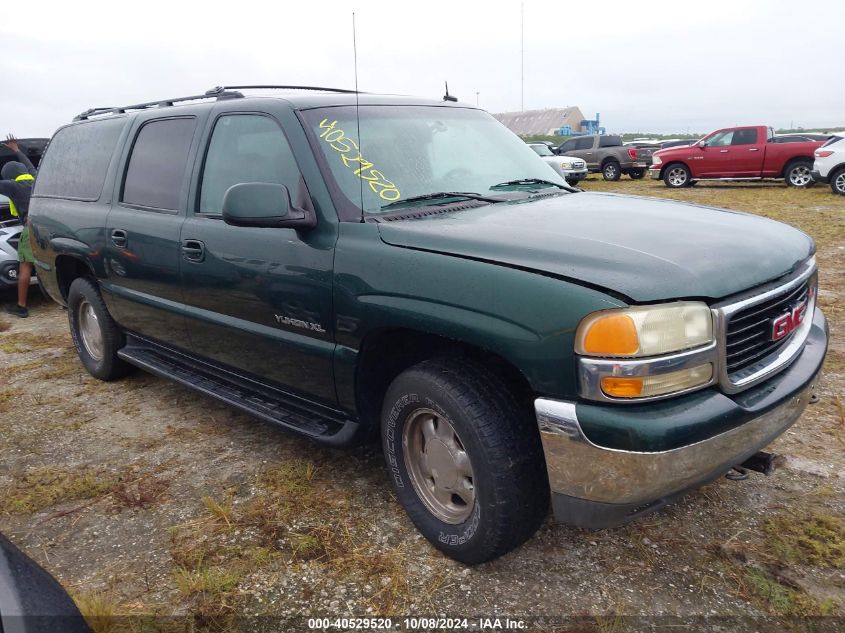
490 178 570 190
380 191 502 210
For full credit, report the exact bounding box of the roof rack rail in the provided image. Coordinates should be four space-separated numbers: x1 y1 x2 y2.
73 87 244 121
215 84 362 95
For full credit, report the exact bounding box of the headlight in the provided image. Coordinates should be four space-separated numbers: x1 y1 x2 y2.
575 302 713 357
652 155 663 166
559 161 572 169
576 302 717 401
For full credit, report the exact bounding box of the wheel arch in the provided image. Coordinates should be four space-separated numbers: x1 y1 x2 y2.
54 254 96 303
353 327 535 439
660 160 690 180
781 156 815 177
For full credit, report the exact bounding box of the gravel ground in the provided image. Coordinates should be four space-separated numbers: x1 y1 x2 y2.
0 178 843 632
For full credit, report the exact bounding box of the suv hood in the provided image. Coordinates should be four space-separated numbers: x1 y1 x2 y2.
376 192 814 303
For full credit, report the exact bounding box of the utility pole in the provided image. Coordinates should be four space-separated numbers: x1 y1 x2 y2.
521 2 524 111
476 91 480 107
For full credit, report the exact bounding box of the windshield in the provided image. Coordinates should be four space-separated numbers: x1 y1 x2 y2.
303 106 566 216
529 144 553 156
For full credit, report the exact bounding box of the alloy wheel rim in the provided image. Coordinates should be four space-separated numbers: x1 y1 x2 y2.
790 166 811 186
402 408 475 524
78 300 104 361
668 167 687 186
836 172 845 193
605 165 617 178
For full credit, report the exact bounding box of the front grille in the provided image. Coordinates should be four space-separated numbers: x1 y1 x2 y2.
724 278 811 375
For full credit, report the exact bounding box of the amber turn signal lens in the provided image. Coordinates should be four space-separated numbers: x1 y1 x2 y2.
600 377 644 397
581 314 639 356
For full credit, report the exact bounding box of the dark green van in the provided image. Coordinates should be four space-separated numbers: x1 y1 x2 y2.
28 87 827 564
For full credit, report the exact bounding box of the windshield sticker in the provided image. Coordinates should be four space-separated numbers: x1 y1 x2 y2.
318 119 401 201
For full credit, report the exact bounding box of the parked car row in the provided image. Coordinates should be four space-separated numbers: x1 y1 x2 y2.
535 127 842 194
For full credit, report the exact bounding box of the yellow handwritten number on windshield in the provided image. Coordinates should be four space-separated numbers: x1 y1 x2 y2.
318 119 401 202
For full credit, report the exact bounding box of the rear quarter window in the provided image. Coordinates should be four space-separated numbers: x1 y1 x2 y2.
33 118 126 201
598 136 623 148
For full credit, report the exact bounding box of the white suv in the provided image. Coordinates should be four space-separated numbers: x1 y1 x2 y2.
812 134 845 195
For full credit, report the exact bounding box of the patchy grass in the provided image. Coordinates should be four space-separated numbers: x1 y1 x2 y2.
73 590 121 633
580 178 845 250
742 567 835 617
0 466 120 514
764 512 845 569
0 330 70 354
111 476 170 509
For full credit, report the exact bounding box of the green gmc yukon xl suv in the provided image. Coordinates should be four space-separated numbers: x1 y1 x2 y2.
28 87 828 564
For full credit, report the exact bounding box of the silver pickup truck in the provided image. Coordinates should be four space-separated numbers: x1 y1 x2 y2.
555 134 652 181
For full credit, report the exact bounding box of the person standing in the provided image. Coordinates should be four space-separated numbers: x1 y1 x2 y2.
1 134 38 318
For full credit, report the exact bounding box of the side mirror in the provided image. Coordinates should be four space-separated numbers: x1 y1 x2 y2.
222 183 316 229
698 141 707 149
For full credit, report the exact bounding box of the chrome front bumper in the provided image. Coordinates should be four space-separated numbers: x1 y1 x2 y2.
536 385 811 508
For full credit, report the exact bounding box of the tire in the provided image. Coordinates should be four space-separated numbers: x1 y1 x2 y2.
628 168 645 179
67 277 133 381
602 161 621 181
663 163 692 188
830 167 845 196
784 159 814 187
380 357 549 564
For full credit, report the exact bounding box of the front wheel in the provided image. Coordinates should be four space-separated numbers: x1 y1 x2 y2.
602 161 622 181
67 277 133 381
784 160 814 187
628 168 645 179
663 163 692 187
381 358 549 564
830 167 845 196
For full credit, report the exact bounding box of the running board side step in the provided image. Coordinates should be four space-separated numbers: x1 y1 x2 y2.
117 341 359 447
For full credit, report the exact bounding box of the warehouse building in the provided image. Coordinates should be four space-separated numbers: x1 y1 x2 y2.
493 107 586 136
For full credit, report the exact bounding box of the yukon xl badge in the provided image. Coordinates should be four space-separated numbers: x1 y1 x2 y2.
274 315 326 333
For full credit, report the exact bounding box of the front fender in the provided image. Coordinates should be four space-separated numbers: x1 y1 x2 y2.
332 222 624 408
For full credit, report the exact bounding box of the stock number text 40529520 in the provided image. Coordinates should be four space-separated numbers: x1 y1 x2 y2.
318 119 401 202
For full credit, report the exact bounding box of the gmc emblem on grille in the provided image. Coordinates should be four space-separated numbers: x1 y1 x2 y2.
771 298 809 341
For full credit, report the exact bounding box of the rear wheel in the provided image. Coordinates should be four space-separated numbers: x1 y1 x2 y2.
831 167 845 196
67 277 133 381
784 160 814 187
602 161 621 181
663 163 691 187
628 168 645 179
380 357 549 564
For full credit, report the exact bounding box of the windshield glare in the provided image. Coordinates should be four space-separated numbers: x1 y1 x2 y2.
304 106 566 215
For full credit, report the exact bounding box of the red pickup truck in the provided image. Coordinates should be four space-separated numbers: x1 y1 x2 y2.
649 125 823 188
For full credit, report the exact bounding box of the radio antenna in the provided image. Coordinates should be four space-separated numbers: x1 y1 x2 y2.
353 12 364 223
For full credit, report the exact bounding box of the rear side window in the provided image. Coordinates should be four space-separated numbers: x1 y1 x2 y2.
822 135 843 147
598 136 622 148
198 114 302 215
575 137 593 150
732 129 758 145
34 118 125 200
122 118 196 210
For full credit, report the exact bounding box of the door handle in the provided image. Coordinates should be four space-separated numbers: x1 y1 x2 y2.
111 229 127 248
182 239 205 262
748 148 760 151
719 149 729 153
